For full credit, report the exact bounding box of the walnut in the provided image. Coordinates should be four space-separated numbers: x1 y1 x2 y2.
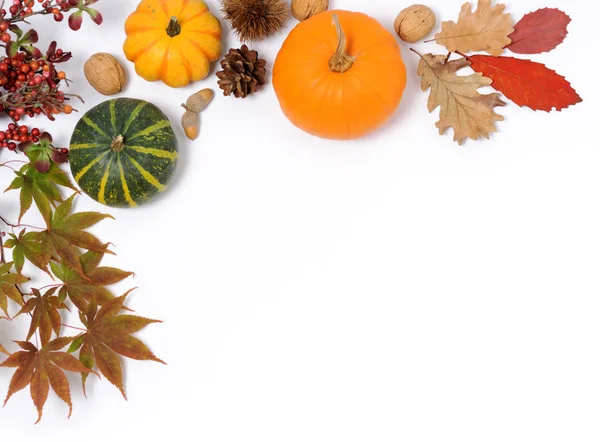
291 0 328 21
84 53 126 96
394 5 436 43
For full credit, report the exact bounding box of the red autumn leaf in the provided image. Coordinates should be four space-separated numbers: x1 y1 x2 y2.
507 8 571 54
0 337 95 423
16 288 68 346
466 55 582 112
68 290 163 398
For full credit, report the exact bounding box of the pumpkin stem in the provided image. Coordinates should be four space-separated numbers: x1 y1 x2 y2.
111 135 125 152
166 16 181 37
329 14 355 74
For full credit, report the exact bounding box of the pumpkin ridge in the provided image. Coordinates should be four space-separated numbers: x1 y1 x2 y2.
128 120 171 141
122 101 148 135
188 39 213 63
353 71 395 113
109 101 117 133
126 155 166 191
180 8 209 25
278 71 329 117
74 151 110 182
117 158 137 207
178 50 195 81
308 75 334 133
157 0 169 16
70 143 104 150
127 145 178 161
185 29 222 39
82 117 110 140
157 38 173 82
97 158 114 205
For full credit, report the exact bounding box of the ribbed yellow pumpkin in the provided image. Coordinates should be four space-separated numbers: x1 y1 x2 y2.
123 0 222 88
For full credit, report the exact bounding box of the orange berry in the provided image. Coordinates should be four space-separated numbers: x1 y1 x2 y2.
57 71 66 80
63 105 73 114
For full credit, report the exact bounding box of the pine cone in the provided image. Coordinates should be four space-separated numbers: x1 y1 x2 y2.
216 45 267 99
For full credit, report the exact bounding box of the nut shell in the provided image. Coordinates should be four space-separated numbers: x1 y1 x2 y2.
84 53 126 96
291 0 328 21
394 5 436 43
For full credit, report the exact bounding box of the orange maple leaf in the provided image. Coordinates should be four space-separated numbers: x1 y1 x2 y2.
69 290 164 398
0 337 96 423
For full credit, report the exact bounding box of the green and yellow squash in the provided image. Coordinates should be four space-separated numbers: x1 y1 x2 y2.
69 98 178 208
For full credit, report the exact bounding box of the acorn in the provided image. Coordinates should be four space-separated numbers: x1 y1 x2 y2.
181 88 214 140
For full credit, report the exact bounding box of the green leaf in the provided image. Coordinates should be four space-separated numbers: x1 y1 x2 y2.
4 231 52 276
4 164 75 225
67 335 84 354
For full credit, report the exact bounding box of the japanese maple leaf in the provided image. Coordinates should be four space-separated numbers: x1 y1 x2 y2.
415 52 505 145
69 291 163 397
3 230 52 276
0 262 29 318
1 337 95 423
4 163 77 225
16 288 67 346
51 250 133 312
435 0 514 56
36 195 114 279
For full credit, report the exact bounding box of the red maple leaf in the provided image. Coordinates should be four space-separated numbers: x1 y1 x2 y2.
507 8 571 55
0 337 96 423
466 55 582 112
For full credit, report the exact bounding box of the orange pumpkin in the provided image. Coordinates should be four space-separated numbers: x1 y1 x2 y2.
273 10 406 140
123 0 222 88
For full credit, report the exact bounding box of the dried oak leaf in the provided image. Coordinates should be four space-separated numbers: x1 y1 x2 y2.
416 53 505 145
3 230 52 276
467 55 582 112
1 337 95 423
68 291 163 397
507 8 571 54
16 288 67 346
36 194 114 280
51 251 133 312
4 163 77 226
0 261 28 318
435 0 514 56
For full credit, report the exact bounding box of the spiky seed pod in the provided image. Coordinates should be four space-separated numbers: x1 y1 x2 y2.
221 0 289 43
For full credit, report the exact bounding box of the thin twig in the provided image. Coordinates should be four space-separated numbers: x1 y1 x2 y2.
0 216 45 230
61 324 86 332
0 231 5 264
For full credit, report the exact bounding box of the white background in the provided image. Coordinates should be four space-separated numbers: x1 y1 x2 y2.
0 0 598 439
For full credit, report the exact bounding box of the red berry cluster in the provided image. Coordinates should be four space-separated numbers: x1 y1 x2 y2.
0 48 74 121
3 0 73 21
0 123 40 150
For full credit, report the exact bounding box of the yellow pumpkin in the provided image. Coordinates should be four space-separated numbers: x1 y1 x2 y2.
273 10 406 140
124 0 222 88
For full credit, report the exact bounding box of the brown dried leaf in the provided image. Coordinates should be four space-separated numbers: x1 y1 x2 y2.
435 0 514 56
0 337 95 423
415 52 505 145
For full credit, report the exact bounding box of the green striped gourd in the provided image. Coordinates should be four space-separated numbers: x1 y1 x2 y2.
69 98 178 208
